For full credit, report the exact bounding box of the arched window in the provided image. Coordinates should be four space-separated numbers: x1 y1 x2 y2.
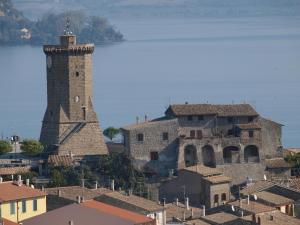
184 145 197 167
223 146 240 163
244 145 259 163
214 194 219 203
221 193 226 201
202 145 216 168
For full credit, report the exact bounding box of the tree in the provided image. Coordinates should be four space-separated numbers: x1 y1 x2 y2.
103 127 120 141
0 140 12 155
21 139 43 156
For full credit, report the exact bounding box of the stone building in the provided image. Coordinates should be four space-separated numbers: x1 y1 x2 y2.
121 103 283 184
39 31 107 157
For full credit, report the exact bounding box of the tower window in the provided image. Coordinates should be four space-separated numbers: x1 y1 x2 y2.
249 130 254 137
75 71 79 77
74 96 80 103
137 133 144 142
162 132 169 141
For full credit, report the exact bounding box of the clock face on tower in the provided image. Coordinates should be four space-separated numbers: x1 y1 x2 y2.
47 55 52 69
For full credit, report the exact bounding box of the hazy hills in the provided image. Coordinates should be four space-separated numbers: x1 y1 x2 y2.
13 0 300 20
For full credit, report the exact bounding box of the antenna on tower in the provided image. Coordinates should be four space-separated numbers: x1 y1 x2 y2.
64 17 72 35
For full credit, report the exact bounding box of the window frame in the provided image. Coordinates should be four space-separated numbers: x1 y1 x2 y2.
150 151 159 161
10 201 15 215
22 199 27 213
198 115 204 121
221 193 226 202
137 133 144 142
214 194 219 204
162 132 169 141
33 199 38 211
187 115 193 121
248 130 254 138
190 130 196 138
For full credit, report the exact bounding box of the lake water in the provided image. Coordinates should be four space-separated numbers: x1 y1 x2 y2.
0 17 299 147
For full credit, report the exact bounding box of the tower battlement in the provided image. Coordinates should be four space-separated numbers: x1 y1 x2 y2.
43 44 94 54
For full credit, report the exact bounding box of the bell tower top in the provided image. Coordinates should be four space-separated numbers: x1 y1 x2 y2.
60 17 76 46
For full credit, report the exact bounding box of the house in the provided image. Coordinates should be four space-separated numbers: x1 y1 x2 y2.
121 103 283 184
96 191 166 225
159 165 232 208
22 200 156 225
0 176 46 223
0 218 19 225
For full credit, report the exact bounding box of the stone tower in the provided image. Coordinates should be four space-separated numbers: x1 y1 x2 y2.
40 31 107 157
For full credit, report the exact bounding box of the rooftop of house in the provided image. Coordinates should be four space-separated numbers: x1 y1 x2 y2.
165 103 258 117
202 175 232 184
185 219 210 225
256 211 300 225
289 178 300 191
22 200 154 225
229 199 275 214
165 202 202 222
240 181 275 195
0 181 46 203
201 212 239 224
236 123 261 130
0 218 19 225
96 191 165 214
0 166 30 175
48 155 73 167
45 186 111 202
182 165 223 177
121 117 177 131
265 158 291 169
254 191 294 206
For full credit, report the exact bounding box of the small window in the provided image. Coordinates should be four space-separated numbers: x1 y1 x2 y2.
137 133 144 142
33 199 38 211
75 71 79 77
190 130 195 138
197 130 203 139
10 202 15 215
248 116 254 122
214 194 219 203
198 115 204 121
227 129 233 135
227 117 233 123
187 115 193 121
74 96 80 103
22 200 27 213
150 152 159 161
162 132 169 141
49 110 53 117
249 130 254 137
221 193 226 201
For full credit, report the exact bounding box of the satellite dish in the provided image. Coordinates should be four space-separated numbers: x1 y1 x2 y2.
263 174 267 181
253 194 257 201
231 205 235 212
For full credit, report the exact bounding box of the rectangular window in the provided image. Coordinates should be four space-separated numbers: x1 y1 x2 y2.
187 115 193 121
162 132 169 141
227 117 233 123
190 130 195 138
249 130 254 137
22 200 27 213
248 116 254 122
197 130 203 139
137 133 144 142
198 115 204 121
33 199 38 211
150 152 159 161
10 202 15 215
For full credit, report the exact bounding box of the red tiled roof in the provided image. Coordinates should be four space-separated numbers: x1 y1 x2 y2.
265 158 291 169
0 182 46 202
48 155 73 167
0 166 30 175
82 200 154 223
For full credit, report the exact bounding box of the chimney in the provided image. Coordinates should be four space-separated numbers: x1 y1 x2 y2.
81 179 85 188
41 186 45 192
202 205 206 217
69 151 73 160
136 116 139 124
0 176 3 183
191 208 194 218
111 179 115 191
81 196 85 203
17 175 22 186
175 198 179 206
69 221 74 225
76 196 81 204
144 114 148 122
58 190 61 197
26 179 30 186
185 197 190 210
247 195 250 205
162 198 166 206
94 181 98 190
11 174 14 181
182 211 186 221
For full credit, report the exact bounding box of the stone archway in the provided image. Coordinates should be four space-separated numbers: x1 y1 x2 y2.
202 145 216 168
184 145 198 167
244 145 259 163
223 146 240 163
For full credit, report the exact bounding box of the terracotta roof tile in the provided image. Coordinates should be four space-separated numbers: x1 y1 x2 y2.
202 175 232 184
240 181 275 195
82 200 154 223
229 200 275 214
0 166 30 175
183 165 223 177
98 191 165 213
255 191 294 206
257 211 300 225
165 203 202 221
0 182 46 202
202 212 238 224
236 123 261 130
122 118 177 130
48 155 73 167
166 104 258 117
